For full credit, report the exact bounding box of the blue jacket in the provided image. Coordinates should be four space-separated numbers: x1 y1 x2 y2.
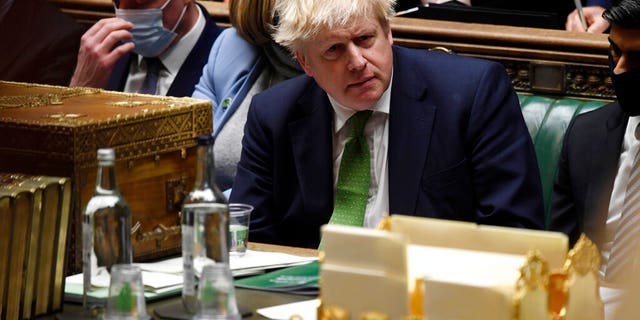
230 46 545 248
586 0 612 8
106 2 222 97
193 28 266 139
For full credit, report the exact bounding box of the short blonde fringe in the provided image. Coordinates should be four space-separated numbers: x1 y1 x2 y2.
273 0 396 53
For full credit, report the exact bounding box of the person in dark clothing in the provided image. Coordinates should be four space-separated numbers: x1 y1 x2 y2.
0 0 84 86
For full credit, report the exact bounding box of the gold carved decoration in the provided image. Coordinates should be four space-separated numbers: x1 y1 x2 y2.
47 113 87 120
360 311 390 320
409 278 424 318
0 173 26 187
376 216 392 231
564 234 600 277
132 222 181 249
319 306 350 320
562 234 604 320
514 250 550 320
517 250 550 291
0 87 100 109
107 94 176 108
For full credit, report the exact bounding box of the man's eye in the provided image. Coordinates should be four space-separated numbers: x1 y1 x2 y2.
323 45 341 60
357 35 375 47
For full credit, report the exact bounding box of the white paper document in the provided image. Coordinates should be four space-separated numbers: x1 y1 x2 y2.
256 299 320 320
65 250 318 291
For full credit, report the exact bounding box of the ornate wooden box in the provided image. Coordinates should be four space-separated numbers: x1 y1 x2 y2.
0 81 213 274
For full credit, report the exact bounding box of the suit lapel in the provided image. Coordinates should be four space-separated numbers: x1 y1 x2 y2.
584 103 627 245
167 4 222 97
388 47 435 215
289 83 334 216
106 53 133 91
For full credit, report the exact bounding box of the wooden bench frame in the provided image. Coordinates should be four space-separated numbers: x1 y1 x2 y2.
50 0 614 101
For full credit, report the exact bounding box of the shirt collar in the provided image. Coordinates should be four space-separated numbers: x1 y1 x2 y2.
330 72 393 134
629 116 640 142
135 4 205 76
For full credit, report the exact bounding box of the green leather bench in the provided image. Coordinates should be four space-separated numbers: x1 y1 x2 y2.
517 94 609 228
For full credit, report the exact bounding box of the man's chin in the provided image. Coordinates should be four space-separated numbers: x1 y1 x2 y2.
346 104 374 112
350 94 382 110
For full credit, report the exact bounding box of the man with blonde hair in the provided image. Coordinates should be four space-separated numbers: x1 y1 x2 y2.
230 0 544 248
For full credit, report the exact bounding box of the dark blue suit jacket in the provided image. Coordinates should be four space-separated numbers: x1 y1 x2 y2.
549 102 626 247
106 2 222 97
230 46 545 248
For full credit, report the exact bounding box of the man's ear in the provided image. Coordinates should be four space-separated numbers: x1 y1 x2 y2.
295 50 314 77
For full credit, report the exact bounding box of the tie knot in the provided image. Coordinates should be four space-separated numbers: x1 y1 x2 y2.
144 57 162 73
347 110 373 138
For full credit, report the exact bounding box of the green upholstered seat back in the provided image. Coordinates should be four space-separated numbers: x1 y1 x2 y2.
517 94 607 227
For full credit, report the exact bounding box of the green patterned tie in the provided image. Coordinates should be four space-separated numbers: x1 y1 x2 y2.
329 110 373 226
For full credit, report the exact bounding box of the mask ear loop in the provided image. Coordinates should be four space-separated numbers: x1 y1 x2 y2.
160 0 173 10
169 3 188 33
160 0 188 33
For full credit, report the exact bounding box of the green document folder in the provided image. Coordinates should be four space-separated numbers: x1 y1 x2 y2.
234 261 319 296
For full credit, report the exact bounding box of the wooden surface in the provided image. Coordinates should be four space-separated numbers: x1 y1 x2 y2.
52 243 318 319
248 242 318 257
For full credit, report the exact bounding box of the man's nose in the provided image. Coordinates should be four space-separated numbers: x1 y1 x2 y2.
613 54 631 75
346 45 367 72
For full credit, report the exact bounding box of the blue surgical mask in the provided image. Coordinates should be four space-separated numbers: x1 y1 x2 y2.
115 0 187 57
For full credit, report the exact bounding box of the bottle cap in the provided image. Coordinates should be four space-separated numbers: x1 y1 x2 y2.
97 148 116 161
196 135 214 146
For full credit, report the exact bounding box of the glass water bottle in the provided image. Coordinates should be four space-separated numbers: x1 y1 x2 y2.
82 148 133 310
182 135 230 314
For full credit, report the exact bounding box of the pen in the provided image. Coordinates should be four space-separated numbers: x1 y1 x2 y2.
573 0 588 31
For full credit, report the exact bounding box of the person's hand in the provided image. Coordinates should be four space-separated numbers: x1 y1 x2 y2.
565 6 610 33
69 18 135 88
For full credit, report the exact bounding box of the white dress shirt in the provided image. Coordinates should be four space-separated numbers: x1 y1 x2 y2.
328 78 392 228
124 4 205 95
603 116 640 278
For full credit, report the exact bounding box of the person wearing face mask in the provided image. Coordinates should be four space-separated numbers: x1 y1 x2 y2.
69 0 222 97
549 0 640 288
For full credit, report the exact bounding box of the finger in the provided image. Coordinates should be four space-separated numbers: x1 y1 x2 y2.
89 18 133 48
105 42 135 66
70 41 133 88
566 14 585 32
82 17 130 40
587 19 610 33
80 24 133 60
101 28 134 53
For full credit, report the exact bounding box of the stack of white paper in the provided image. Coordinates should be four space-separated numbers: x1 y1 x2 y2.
64 250 318 302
